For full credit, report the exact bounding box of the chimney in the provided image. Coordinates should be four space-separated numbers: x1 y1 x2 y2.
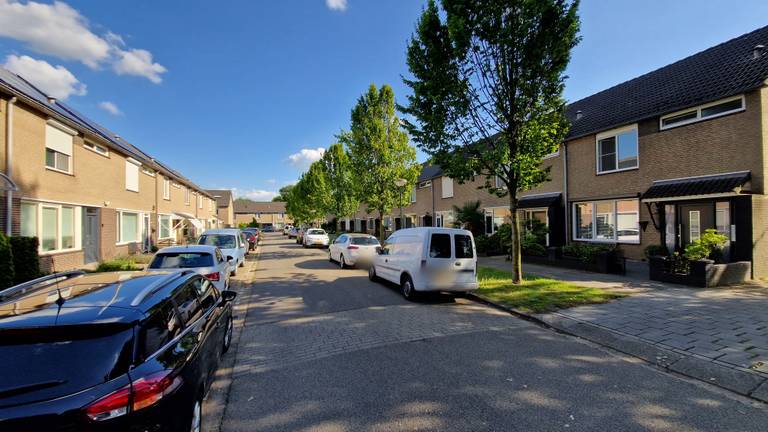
47 97 56 104
575 110 583 120
754 44 765 60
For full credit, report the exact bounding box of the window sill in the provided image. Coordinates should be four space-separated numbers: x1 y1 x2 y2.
126 189 139 193
596 166 639 176
45 166 73 176
116 241 141 246
163 197 171 201
441 195 454 199
39 248 81 256
572 238 641 245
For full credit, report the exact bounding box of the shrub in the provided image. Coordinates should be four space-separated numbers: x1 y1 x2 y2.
96 257 140 272
644 244 669 260
562 243 614 264
522 241 547 257
684 229 728 262
10 236 39 285
475 234 491 254
0 233 14 289
523 219 549 245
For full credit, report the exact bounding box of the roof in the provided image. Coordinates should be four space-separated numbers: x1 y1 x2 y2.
418 163 443 181
206 189 234 207
0 67 212 198
641 171 751 201
234 200 287 213
566 25 768 139
518 192 562 209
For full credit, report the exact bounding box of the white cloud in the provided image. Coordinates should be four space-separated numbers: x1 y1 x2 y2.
232 188 278 202
325 0 347 11
265 179 277 185
3 54 85 100
288 147 325 170
113 48 167 84
98 101 122 116
0 0 166 83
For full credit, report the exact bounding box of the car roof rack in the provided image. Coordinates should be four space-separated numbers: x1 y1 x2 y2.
130 270 195 307
0 271 86 301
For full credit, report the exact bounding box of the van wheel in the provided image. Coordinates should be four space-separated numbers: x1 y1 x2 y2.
339 255 346 269
401 275 418 301
368 266 379 282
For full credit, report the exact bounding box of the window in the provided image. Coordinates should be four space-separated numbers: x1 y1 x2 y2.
597 126 638 173
141 167 155 177
198 194 203 209
418 180 432 189
149 252 214 269
410 187 416 203
125 160 140 192
454 234 474 258
45 122 74 173
660 96 745 130
41 207 58 251
117 211 139 243
141 302 181 358
278 213 283 219
185 187 190 205
84 141 109 156
573 199 639 243
163 177 170 200
21 202 37 237
689 210 701 243
172 283 203 325
716 201 731 239
159 214 172 238
441 176 454 198
429 233 451 258
495 176 507 189
61 206 74 249
199 234 237 249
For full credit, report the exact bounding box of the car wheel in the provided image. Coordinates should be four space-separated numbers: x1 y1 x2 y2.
190 396 202 432
339 255 347 269
222 315 234 353
329 251 335 263
368 265 379 282
401 275 418 301
231 267 237 277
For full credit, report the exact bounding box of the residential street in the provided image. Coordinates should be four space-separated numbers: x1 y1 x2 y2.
216 233 768 432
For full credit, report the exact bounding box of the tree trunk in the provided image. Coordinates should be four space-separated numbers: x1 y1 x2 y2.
379 209 386 242
509 193 523 284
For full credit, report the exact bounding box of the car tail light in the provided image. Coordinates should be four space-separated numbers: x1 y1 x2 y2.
85 386 131 421
347 245 359 250
132 370 183 411
205 272 220 282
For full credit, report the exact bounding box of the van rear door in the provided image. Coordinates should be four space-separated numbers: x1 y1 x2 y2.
451 233 477 284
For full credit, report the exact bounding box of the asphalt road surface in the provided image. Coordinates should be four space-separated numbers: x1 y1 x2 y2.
218 233 768 432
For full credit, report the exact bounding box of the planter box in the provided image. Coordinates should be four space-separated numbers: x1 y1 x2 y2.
649 256 752 287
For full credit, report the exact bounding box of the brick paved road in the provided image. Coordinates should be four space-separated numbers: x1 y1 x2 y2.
219 233 768 432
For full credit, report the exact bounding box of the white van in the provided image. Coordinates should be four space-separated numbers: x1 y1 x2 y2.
369 227 478 300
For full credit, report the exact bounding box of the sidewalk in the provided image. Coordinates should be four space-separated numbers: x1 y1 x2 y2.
478 256 768 402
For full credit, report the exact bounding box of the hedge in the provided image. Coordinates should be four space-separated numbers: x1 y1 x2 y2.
10 236 40 285
0 233 14 290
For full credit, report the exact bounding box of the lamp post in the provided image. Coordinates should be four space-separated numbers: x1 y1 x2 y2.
395 178 407 231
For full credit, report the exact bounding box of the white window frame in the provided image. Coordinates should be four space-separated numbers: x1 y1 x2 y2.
595 124 639 175
158 214 173 239
521 207 550 246
660 95 745 131
185 187 190 205
494 176 507 190
198 194 203 209
141 167 155 177
44 120 75 175
572 199 640 244
116 210 142 245
22 201 81 254
418 180 432 189
410 187 417 203
163 177 171 200
125 158 141 192
441 176 454 198
83 141 109 157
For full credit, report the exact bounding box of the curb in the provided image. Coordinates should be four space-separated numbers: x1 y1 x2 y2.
465 292 768 404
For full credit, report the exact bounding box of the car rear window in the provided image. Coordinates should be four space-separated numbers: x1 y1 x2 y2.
307 229 325 235
454 234 474 259
351 237 379 245
429 233 451 259
199 234 236 249
0 324 134 405
149 252 214 269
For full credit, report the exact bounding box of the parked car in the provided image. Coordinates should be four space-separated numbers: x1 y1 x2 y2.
147 245 232 291
295 227 306 244
287 227 298 239
198 229 247 276
303 228 330 248
282 225 293 236
0 270 237 432
329 233 380 268
262 225 275 233
243 231 258 251
369 227 478 300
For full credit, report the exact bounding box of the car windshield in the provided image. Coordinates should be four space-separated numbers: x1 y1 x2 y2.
307 229 326 235
199 234 237 249
150 252 214 269
351 237 379 245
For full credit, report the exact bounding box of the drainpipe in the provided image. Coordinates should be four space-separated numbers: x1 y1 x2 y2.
5 97 17 236
563 143 569 245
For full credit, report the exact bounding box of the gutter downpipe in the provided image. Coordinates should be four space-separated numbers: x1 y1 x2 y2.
5 97 17 236
563 143 569 244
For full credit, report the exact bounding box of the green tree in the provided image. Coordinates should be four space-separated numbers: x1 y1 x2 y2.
272 184 295 202
452 200 485 237
401 0 580 283
341 84 421 240
321 143 359 228
286 162 330 226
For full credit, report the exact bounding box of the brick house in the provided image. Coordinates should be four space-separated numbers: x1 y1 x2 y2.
233 200 292 229
207 189 235 227
0 67 218 273
333 26 768 278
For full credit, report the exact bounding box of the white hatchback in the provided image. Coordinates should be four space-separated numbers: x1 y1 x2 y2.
329 233 380 268
303 228 330 248
369 227 478 300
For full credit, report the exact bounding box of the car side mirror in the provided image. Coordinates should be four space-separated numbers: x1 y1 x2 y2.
221 290 237 303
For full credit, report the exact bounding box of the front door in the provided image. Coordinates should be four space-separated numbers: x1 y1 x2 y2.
680 203 714 246
83 208 100 264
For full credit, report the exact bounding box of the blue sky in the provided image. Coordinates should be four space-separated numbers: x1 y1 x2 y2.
1 0 767 200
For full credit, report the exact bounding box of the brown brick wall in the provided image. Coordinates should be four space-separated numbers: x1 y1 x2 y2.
39 250 84 273
752 195 768 278
100 208 118 261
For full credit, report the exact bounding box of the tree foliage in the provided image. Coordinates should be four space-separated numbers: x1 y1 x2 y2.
401 0 580 282
321 143 359 221
272 184 295 202
340 84 421 240
285 163 330 226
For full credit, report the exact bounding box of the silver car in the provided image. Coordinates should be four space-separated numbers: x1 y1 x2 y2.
329 233 380 268
198 229 247 276
147 245 232 291
303 228 330 248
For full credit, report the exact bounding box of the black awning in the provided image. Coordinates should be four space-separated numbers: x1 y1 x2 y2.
518 193 561 209
641 171 750 201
